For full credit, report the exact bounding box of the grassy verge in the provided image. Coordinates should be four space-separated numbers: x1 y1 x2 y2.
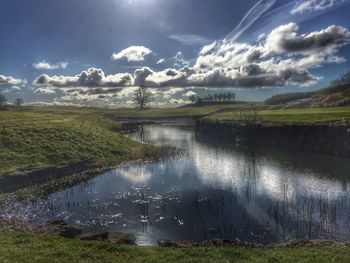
0 233 349 263
206 107 350 125
0 108 160 176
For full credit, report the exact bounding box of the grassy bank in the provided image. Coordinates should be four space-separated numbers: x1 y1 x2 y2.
1 105 350 176
0 233 349 263
206 107 350 125
0 108 158 176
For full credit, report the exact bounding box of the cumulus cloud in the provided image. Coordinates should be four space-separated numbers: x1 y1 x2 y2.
33 23 350 93
34 68 133 88
33 60 68 70
291 0 347 15
0 75 26 93
192 23 350 87
263 23 350 55
173 51 190 68
0 75 25 86
111 46 153 62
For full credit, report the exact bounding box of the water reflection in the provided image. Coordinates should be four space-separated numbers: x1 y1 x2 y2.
1 125 350 246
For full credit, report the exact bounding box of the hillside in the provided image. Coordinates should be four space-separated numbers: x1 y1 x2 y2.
265 83 350 108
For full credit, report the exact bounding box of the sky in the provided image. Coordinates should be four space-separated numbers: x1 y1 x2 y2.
1 0 350 107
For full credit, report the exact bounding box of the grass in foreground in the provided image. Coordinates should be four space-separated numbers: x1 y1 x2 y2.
0 233 349 263
0 108 152 176
206 107 350 124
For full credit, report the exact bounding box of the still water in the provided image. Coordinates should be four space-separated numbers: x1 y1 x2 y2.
2 125 350 246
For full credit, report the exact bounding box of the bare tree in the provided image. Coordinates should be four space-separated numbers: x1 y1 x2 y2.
14 98 24 108
189 95 196 104
0 94 7 110
134 87 153 111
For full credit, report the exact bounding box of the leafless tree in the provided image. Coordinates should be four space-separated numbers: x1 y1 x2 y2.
134 87 153 111
0 94 7 110
14 98 24 108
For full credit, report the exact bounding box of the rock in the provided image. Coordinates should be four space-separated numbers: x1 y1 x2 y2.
46 225 82 238
272 240 350 248
158 240 198 248
78 232 109 241
77 232 136 245
201 239 262 248
108 232 136 245
40 220 82 238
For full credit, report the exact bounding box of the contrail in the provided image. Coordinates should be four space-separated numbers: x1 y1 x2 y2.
225 0 277 42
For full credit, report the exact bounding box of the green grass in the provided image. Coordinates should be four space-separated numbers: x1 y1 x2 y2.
0 108 151 176
206 107 350 124
0 104 243 176
0 233 349 263
107 104 242 118
2 105 349 175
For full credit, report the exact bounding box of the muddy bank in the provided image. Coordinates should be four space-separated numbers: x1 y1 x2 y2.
0 161 99 194
195 120 350 158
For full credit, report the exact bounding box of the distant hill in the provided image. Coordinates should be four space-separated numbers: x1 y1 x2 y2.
265 83 350 108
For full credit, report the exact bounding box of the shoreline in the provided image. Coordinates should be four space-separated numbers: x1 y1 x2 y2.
1 218 350 249
195 120 350 158
0 145 180 205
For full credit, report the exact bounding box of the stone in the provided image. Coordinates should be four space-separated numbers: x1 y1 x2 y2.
53 225 82 238
78 232 136 245
108 232 136 245
201 239 262 248
78 232 109 241
157 240 198 248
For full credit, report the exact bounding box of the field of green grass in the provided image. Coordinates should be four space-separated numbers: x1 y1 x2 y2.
0 233 349 263
0 108 154 176
206 107 350 124
0 104 243 176
1 105 350 175
107 104 242 118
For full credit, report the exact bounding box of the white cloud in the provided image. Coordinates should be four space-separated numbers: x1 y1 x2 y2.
168 34 210 45
156 58 165 65
192 23 350 87
33 60 68 70
173 51 189 68
111 46 153 62
291 0 346 15
0 75 26 93
34 68 133 88
0 75 25 86
33 23 350 92
183 91 197 97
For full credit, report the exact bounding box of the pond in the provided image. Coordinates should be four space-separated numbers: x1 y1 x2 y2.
2 124 350 246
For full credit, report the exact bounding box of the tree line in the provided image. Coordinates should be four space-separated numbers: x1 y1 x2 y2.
0 94 24 110
189 92 236 104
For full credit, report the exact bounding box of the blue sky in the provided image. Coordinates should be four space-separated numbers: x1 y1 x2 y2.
1 0 350 107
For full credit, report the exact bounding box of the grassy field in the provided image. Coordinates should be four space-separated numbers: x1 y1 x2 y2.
0 104 243 176
1 105 350 175
0 233 349 263
0 108 155 176
35 104 240 118
206 107 350 124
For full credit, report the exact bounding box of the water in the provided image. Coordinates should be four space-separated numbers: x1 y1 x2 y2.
2 125 350 246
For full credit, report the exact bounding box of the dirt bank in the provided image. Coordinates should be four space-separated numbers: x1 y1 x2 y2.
195 120 350 158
